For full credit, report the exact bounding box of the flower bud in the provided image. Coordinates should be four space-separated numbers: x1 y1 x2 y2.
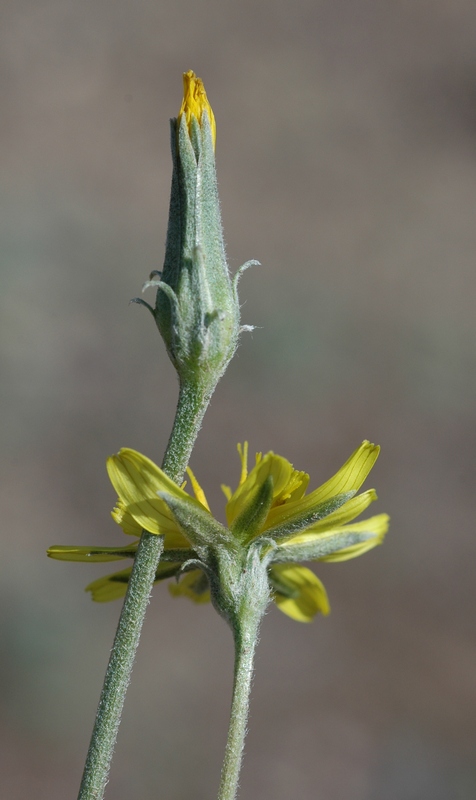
153 71 241 390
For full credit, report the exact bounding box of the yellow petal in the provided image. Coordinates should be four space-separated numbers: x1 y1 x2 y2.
271 564 330 622
86 568 131 602
111 498 142 536
283 513 389 558
318 514 389 562
106 448 191 545
178 70 216 149
186 466 211 512
220 443 248 503
281 470 310 503
111 496 189 547
168 569 211 604
47 544 137 562
264 441 379 530
226 452 305 526
309 440 379 502
86 562 183 602
221 484 232 501
237 442 249 485
287 489 378 539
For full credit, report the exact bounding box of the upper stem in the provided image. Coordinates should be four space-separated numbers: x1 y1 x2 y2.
78 379 212 800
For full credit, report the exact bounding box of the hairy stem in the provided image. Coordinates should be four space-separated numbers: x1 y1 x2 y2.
78 379 212 800
217 609 261 800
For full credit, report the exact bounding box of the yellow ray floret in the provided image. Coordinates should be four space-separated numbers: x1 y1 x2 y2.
263 441 379 531
106 448 193 546
237 442 249 485
47 543 137 563
169 569 211 604
186 466 211 512
225 450 309 526
281 513 389 561
317 513 389 562
111 498 142 536
271 564 330 622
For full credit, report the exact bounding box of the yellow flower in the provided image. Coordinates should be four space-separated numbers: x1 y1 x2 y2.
178 70 216 149
48 442 389 623
271 564 330 622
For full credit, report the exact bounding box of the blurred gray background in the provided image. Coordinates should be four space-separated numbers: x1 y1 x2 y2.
1 1 476 798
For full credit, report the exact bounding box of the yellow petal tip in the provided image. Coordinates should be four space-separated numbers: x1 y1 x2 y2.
178 70 216 148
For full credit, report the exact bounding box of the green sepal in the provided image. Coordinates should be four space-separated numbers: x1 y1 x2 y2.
158 491 235 555
270 529 378 563
259 491 356 542
230 475 274 544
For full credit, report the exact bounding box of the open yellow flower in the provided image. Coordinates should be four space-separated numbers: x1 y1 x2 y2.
48 442 388 622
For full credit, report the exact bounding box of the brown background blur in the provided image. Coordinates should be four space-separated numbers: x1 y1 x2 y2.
1 1 476 798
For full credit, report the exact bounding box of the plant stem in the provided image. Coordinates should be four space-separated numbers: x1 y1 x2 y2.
217 608 262 800
78 379 212 800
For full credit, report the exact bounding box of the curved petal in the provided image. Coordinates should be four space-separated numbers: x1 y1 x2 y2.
86 561 183 602
226 452 289 525
271 529 379 563
318 514 389 561
237 442 249 485
111 498 190 548
185 467 211 512
283 471 310 503
309 440 379 502
230 476 274 544
270 564 330 622
264 441 379 530
86 568 132 602
281 514 390 561
226 452 308 526
283 489 378 540
106 448 195 539
221 484 232 501
111 498 142 536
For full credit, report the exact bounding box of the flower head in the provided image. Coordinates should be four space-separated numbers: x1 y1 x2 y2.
48 442 389 623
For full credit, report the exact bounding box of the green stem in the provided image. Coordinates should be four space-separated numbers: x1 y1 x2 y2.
217 609 262 800
78 379 212 800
